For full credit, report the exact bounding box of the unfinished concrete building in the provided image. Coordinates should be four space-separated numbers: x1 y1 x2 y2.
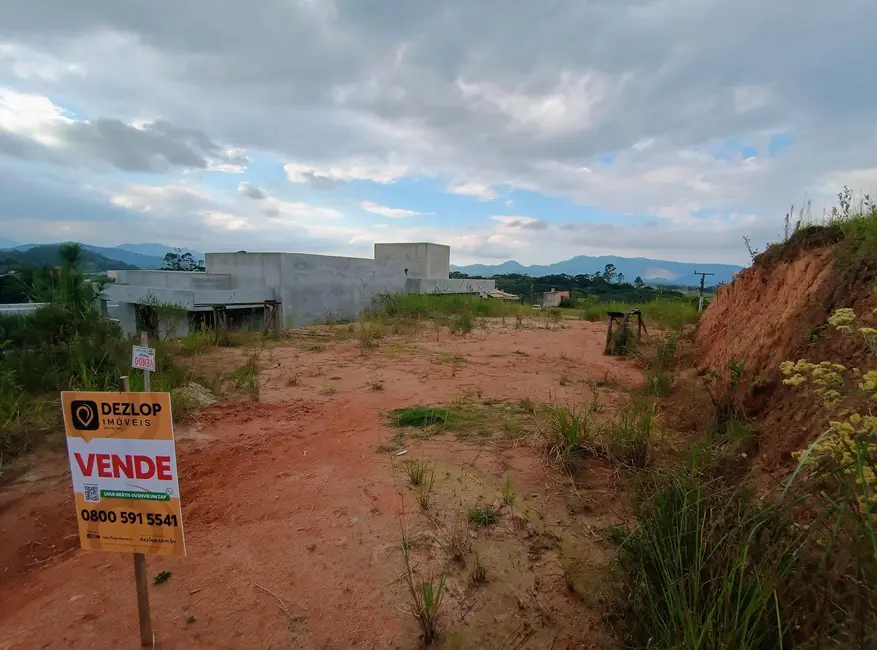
101 243 495 336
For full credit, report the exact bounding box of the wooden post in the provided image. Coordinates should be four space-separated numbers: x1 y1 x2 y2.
604 314 614 355
140 332 151 392
119 374 153 648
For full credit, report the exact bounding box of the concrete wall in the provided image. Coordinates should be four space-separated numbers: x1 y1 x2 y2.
109 270 231 290
374 243 450 280
107 302 137 335
205 253 283 289
0 303 49 315
277 253 407 326
405 279 496 294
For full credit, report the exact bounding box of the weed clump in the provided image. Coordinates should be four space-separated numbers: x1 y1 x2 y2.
468 506 500 526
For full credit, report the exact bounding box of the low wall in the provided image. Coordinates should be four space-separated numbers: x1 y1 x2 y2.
277 253 407 326
110 270 232 290
405 279 496 294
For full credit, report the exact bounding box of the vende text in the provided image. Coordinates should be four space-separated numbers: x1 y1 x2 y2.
74 453 173 480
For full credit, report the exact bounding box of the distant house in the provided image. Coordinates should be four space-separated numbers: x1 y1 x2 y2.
538 288 570 308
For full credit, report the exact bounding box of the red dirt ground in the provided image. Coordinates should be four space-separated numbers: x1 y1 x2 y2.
0 319 641 649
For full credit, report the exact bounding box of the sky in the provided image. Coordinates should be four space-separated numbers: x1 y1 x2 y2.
1 0 876 267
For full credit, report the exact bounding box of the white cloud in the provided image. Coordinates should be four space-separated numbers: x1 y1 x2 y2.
284 159 407 184
2 0 877 264
0 88 71 144
448 182 498 201
733 85 774 114
359 201 423 218
457 70 627 136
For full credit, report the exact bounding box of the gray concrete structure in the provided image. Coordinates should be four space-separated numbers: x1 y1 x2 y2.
205 252 407 327
100 242 495 335
375 243 450 280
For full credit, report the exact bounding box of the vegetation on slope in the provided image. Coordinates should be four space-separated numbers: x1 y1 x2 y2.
0 244 187 460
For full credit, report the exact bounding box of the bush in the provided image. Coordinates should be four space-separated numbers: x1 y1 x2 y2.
0 245 190 457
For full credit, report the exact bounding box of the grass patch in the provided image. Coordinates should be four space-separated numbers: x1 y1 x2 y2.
471 554 488 585
416 468 436 510
501 472 516 506
391 406 455 428
543 403 592 468
582 299 699 330
437 514 470 563
369 293 525 320
468 506 500 526
356 320 385 349
605 401 654 469
401 459 430 486
389 399 534 440
401 526 447 646
231 351 261 401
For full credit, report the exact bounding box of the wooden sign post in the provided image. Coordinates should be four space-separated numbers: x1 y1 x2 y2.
61 331 185 649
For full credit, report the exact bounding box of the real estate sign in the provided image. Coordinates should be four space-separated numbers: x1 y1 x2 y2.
61 391 186 556
131 345 156 373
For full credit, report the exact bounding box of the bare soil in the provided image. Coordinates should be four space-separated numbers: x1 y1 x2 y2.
0 319 641 649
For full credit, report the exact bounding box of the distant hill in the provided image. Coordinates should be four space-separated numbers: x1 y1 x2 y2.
453 255 744 286
0 245 139 272
79 245 164 269
116 243 204 260
0 242 205 270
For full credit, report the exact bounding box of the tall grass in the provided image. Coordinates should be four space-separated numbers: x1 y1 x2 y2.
0 244 190 457
367 293 524 321
615 467 805 649
581 298 699 329
615 444 877 648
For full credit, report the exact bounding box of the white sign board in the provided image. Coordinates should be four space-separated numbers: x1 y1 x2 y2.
131 345 156 373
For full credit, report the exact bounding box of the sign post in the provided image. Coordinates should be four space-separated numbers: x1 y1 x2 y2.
61 360 185 648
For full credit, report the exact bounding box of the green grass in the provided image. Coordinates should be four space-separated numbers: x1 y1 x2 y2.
605 401 654 469
614 443 877 649
581 298 699 330
543 403 592 467
391 406 456 428
388 399 533 440
401 527 448 645
614 467 804 649
369 293 525 320
501 472 516 506
231 351 261 401
467 506 500 526
179 324 219 354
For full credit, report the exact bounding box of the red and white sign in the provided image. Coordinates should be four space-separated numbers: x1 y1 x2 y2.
131 345 156 373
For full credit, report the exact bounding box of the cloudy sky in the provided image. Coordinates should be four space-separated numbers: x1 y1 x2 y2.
1 0 875 266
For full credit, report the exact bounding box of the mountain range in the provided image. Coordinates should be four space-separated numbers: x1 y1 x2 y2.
0 240 204 270
453 255 743 286
0 239 743 285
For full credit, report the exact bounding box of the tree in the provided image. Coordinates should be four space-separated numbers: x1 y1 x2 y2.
634 276 645 289
162 248 205 272
617 272 625 284
602 263 618 283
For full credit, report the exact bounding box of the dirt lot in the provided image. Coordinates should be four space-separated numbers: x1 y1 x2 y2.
0 319 642 649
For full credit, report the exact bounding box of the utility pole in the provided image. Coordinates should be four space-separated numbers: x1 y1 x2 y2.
694 271 714 312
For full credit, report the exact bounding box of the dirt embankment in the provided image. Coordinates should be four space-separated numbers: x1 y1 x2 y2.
694 247 836 383
693 244 877 469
